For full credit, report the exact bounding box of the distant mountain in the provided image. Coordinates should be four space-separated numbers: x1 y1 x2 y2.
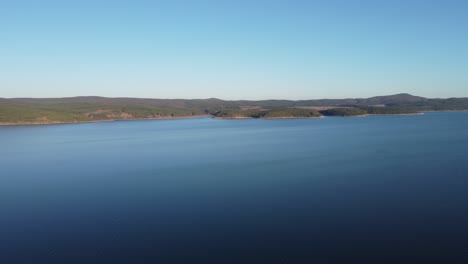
360 93 427 105
1 94 467 125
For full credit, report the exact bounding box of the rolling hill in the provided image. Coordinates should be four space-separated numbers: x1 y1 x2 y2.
1 94 467 124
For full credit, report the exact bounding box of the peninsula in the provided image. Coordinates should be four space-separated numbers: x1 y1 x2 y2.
1 93 467 125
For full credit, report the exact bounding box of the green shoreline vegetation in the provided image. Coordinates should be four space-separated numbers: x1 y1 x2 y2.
1 94 467 125
212 108 322 119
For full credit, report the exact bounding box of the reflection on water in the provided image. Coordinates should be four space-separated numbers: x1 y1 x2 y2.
1 113 468 263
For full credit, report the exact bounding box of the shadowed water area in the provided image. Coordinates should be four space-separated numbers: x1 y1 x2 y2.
1 112 468 263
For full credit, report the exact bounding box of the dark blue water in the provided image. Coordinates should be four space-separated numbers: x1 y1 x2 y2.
1 112 468 263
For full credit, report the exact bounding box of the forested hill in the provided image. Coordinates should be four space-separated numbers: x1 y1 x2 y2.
1 93 467 124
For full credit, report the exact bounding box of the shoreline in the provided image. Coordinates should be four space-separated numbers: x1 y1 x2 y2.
0 115 211 126
421 109 468 113
262 116 324 119
213 116 324 120
212 116 253 120
359 112 425 117
1 110 467 126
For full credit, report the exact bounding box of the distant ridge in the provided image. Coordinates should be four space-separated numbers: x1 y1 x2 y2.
1 93 427 103
364 93 426 104
1 94 467 125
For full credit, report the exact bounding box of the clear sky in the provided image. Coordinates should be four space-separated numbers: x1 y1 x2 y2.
1 0 467 99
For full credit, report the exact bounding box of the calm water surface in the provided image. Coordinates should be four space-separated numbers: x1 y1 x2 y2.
1 112 468 263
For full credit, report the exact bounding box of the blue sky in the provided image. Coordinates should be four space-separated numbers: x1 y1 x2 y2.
1 0 467 99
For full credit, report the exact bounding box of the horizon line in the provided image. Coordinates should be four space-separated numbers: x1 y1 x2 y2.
2 93 468 101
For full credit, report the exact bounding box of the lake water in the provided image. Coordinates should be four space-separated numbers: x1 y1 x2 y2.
1 112 468 263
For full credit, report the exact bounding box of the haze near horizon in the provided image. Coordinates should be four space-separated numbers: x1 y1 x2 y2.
1 0 467 99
